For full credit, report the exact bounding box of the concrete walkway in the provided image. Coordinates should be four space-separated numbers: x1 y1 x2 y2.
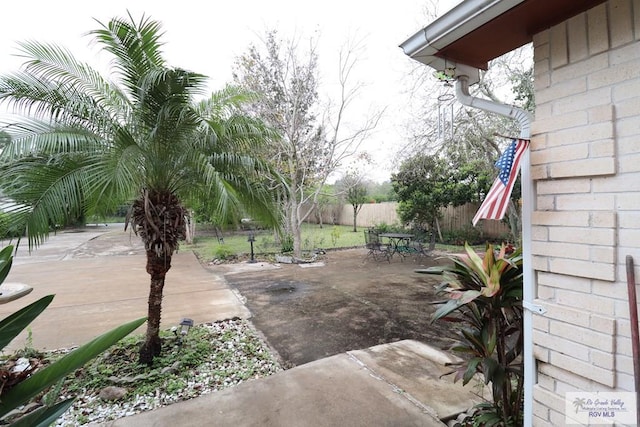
0 227 484 426
97 340 481 427
0 225 249 351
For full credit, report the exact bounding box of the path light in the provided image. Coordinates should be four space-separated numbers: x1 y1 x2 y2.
173 318 193 347
179 318 194 336
247 232 256 263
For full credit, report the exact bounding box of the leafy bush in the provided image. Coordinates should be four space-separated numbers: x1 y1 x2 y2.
280 233 294 253
330 226 341 246
371 222 405 234
213 244 236 260
417 243 524 426
441 226 483 246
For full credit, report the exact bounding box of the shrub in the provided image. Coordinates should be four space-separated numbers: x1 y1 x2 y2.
330 226 341 246
417 243 524 426
213 244 236 260
441 226 483 246
372 222 391 233
280 234 294 253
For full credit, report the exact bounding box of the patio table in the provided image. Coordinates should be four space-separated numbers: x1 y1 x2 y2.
378 233 414 260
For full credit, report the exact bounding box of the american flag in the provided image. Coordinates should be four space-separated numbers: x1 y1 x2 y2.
472 138 529 226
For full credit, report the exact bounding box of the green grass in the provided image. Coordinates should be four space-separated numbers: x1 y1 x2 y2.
188 222 488 261
189 223 366 260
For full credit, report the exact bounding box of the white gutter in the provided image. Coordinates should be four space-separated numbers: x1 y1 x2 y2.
455 76 532 137
399 0 526 85
457 75 541 427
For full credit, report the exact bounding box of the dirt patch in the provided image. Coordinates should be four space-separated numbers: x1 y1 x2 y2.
212 248 459 368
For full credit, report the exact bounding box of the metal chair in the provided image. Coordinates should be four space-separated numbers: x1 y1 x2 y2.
364 229 390 262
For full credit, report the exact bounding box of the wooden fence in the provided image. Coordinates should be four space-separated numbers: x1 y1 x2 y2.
309 201 510 239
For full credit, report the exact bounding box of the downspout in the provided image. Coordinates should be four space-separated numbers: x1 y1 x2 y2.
456 75 543 427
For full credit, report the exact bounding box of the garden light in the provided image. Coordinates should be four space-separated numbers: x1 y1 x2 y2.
179 318 194 336
247 232 256 263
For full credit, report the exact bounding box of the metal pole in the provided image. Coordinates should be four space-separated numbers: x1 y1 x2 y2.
626 255 640 426
248 232 256 263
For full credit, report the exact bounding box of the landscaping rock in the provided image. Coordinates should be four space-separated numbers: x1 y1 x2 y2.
275 255 293 264
99 386 127 401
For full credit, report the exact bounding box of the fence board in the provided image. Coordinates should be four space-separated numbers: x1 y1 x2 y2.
308 202 510 239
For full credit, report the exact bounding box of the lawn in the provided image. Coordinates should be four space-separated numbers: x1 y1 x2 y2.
91 216 489 259
189 223 365 260
187 222 485 261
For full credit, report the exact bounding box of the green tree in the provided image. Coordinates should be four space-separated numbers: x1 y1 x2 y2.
367 180 397 203
337 173 368 232
391 153 489 249
313 184 335 228
0 14 279 364
391 154 448 249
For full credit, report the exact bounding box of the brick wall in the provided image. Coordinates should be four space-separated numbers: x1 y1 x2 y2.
530 0 640 424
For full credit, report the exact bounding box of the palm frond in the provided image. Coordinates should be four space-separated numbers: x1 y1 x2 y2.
15 40 127 108
89 13 166 98
0 155 94 250
0 43 127 132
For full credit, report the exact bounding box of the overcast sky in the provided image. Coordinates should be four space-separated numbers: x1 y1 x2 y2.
1 1 461 182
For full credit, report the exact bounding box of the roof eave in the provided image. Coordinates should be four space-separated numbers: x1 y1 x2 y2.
399 0 526 84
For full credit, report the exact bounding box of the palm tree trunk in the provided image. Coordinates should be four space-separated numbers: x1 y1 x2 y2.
139 250 172 365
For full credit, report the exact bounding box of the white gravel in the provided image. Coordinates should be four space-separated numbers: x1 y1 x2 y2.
54 319 281 426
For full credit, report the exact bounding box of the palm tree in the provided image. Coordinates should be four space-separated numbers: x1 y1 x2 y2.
0 13 280 364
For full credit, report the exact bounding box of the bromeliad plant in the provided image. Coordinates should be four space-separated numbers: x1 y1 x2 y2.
417 243 524 427
0 245 146 426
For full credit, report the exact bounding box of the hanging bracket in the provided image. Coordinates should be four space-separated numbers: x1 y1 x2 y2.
523 301 546 315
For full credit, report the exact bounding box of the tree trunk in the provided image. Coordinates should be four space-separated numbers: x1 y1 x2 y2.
429 220 437 251
352 205 357 232
139 250 172 365
435 217 443 242
184 210 196 244
290 199 303 257
507 200 522 245
184 215 192 245
294 225 302 256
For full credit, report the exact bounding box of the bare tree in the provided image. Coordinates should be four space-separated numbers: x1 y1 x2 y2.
233 30 382 256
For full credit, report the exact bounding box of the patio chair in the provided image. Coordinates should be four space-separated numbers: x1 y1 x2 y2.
393 238 431 262
409 240 431 260
364 229 390 262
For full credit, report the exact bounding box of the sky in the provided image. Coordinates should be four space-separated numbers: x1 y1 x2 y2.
1 1 461 182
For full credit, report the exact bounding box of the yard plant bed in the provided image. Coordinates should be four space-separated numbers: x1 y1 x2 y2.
2 319 280 426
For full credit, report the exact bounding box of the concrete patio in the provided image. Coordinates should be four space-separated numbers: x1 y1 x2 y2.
0 227 485 426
